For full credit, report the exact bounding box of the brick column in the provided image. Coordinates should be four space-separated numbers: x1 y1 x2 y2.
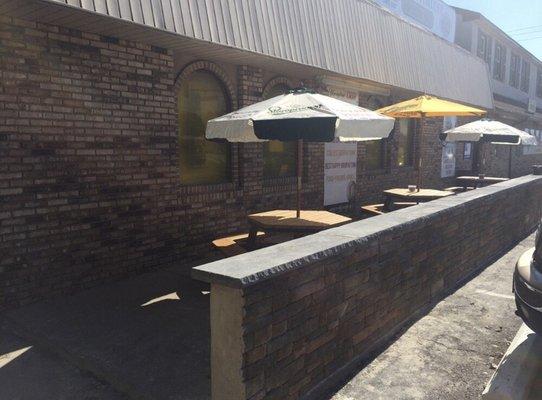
237 66 264 209
420 117 445 188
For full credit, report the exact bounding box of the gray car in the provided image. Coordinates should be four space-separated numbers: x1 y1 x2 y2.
514 220 542 334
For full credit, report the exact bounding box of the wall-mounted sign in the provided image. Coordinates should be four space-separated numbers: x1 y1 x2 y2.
324 143 358 206
441 116 457 178
317 84 359 105
320 83 359 206
373 0 456 43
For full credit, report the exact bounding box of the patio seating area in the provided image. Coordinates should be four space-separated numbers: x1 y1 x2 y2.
206 94 518 257
212 173 512 257
212 209 351 256
360 175 509 217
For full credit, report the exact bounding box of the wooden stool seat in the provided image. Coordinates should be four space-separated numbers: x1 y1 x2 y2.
212 232 265 257
361 201 417 216
445 186 475 193
361 204 385 216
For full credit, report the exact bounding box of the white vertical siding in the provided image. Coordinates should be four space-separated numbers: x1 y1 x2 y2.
44 0 494 108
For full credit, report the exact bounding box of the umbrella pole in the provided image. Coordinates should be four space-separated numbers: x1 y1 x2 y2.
417 116 424 191
296 139 303 218
508 145 512 179
479 142 484 174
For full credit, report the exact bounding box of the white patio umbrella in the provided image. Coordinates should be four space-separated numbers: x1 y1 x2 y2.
443 119 538 178
206 89 395 142
206 88 395 217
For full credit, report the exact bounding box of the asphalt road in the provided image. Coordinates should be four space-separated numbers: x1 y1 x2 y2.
328 234 535 400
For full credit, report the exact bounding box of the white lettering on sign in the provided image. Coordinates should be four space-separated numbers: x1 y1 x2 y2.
324 142 358 206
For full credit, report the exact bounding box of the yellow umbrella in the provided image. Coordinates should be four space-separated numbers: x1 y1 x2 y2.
377 95 486 189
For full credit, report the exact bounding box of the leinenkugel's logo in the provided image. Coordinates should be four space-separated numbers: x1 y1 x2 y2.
268 104 323 115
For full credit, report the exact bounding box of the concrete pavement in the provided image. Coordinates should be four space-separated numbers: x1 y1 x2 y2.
1 266 212 400
0 328 126 400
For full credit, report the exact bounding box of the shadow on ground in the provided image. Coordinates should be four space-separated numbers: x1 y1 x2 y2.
0 268 211 400
0 330 126 400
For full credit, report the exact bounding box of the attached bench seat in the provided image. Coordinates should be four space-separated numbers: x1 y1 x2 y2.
361 201 417 216
212 231 294 257
212 232 266 257
361 204 385 216
445 186 475 193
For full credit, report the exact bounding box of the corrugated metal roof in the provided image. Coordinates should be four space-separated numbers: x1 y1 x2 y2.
5 0 494 109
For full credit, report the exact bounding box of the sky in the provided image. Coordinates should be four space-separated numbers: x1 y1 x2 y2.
444 0 542 60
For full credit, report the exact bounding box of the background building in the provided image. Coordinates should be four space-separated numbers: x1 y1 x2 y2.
454 7 542 176
372 0 457 43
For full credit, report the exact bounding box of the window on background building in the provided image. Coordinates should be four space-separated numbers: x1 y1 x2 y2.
396 119 415 167
263 83 297 179
463 143 472 160
510 54 521 88
493 43 506 82
477 31 492 65
365 140 385 170
177 70 231 185
537 68 542 98
521 59 531 93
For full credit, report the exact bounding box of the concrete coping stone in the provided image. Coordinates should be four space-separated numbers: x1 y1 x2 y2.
192 175 542 288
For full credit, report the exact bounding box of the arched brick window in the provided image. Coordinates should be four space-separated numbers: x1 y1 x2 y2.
176 62 235 185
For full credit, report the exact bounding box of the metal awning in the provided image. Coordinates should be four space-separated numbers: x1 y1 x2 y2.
2 0 494 110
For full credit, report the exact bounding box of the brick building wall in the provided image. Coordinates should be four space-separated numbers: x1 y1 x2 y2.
2 14 541 309
194 175 542 400
481 144 542 178
0 17 326 308
0 16 179 307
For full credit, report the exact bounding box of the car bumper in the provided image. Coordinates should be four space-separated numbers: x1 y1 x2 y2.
514 248 542 334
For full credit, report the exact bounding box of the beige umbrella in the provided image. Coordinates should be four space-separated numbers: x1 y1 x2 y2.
206 88 395 217
443 119 538 178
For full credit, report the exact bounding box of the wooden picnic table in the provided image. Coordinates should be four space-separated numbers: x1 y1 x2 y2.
383 188 454 211
247 209 351 248
456 176 509 189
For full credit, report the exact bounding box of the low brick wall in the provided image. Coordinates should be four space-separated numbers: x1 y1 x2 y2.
193 175 542 400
